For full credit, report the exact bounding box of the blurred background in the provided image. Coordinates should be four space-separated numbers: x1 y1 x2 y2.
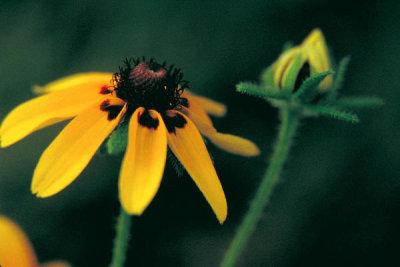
0 0 399 266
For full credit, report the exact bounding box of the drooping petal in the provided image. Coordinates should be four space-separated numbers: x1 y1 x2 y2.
207 133 260 156
181 94 213 126
31 100 126 197
179 106 216 135
0 82 114 147
119 108 168 215
40 261 71 267
33 72 113 94
181 106 260 157
182 91 227 117
0 216 39 267
165 110 227 223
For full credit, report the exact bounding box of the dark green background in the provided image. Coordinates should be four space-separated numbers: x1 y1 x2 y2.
0 0 398 266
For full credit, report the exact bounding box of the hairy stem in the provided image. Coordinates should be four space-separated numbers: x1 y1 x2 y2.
221 105 300 267
109 207 132 267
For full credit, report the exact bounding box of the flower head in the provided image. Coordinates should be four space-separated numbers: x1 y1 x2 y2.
237 28 382 124
272 28 332 92
0 215 70 267
0 58 259 223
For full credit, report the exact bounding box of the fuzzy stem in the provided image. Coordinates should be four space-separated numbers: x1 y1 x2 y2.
221 105 300 267
109 207 132 267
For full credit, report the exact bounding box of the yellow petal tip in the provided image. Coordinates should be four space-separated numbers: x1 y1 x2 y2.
209 133 261 157
0 134 13 148
32 190 49 198
217 211 227 224
31 183 56 198
216 104 227 117
34 193 47 198
302 28 324 46
32 85 46 94
247 145 261 157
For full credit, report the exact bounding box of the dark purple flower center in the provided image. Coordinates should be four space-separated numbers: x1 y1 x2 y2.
129 62 167 87
113 58 188 113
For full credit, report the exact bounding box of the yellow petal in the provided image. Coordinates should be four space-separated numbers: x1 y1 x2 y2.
181 94 213 126
315 45 333 90
273 47 301 88
0 83 112 148
181 106 260 157
31 100 126 197
315 39 330 71
304 43 324 73
301 29 332 91
301 28 324 47
179 106 216 136
304 42 332 91
41 261 71 267
33 72 113 94
165 110 227 223
182 91 227 117
119 108 168 215
0 216 39 267
207 133 260 156
301 29 330 72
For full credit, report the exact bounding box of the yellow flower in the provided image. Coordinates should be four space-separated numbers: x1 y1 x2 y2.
0 215 70 267
0 58 259 223
272 28 332 92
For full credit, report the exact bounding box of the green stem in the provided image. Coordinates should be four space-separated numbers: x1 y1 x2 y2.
109 207 132 267
221 105 300 267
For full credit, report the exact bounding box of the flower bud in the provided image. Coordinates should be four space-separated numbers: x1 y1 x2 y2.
301 29 332 91
272 29 332 93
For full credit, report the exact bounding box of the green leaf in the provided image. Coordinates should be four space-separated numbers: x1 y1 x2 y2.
293 70 333 103
236 82 287 100
331 96 384 109
305 105 359 123
328 56 351 99
106 121 129 155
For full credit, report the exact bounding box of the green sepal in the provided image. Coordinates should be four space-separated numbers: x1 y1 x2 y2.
293 70 333 103
305 104 359 123
330 96 384 109
167 149 185 177
260 64 278 92
106 121 129 155
97 139 109 156
281 53 303 93
281 41 294 53
236 82 287 100
327 56 351 100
